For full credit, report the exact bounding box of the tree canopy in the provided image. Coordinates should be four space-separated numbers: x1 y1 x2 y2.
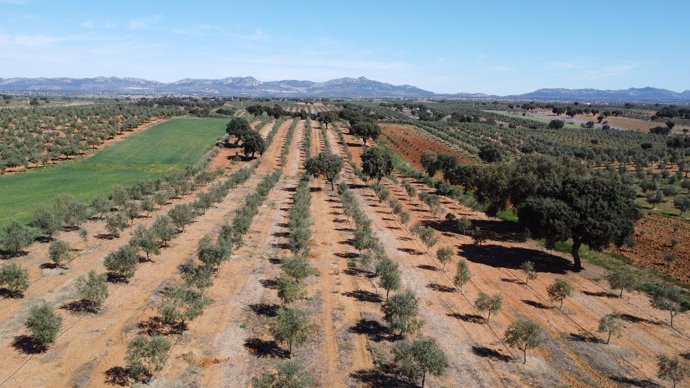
305 152 344 190
361 147 394 182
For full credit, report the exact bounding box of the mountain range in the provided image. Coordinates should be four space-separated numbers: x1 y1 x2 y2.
0 76 689 102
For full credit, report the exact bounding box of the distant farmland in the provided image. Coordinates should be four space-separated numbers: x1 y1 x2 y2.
0 118 225 225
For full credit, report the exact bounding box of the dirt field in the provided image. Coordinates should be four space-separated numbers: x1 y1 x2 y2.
381 123 474 170
1 119 688 387
530 108 690 134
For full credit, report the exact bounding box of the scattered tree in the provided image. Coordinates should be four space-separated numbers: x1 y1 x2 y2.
305 152 344 190
598 313 624 344
453 260 471 292
547 278 574 309
270 307 310 356
504 318 545 364
361 147 394 182
657 354 690 388
226 117 251 144
242 130 267 158
435 246 454 271
103 244 138 280
350 120 381 146
382 289 424 336
376 257 401 301
521 261 537 284
474 291 503 323
651 284 684 327
674 196 690 216
0 221 35 254
606 269 637 297
478 144 503 163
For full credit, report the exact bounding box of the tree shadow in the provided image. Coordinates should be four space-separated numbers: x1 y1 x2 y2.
417 264 438 271
399 247 423 256
447 313 484 324
342 290 383 303
427 283 455 293
619 313 662 326
106 272 130 284
138 316 187 336
567 332 603 344
35 236 55 243
39 262 62 269
12 335 46 354
335 252 359 259
609 375 661 388
0 250 28 260
471 345 512 362
272 231 290 238
461 244 572 274
582 290 619 298
96 233 117 240
249 303 280 317
349 319 398 342
343 268 375 278
350 368 416 388
523 299 551 309
104 366 132 386
335 228 355 233
61 299 100 314
260 278 279 290
244 338 290 358
0 288 25 299
268 257 282 265
501 277 524 285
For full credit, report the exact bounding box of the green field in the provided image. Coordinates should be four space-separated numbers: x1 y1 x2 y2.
485 110 582 129
0 117 226 225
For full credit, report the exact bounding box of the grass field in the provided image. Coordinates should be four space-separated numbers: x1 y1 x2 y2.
0 117 226 225
485 109 582 129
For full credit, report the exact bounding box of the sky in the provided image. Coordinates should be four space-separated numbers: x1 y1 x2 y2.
0 0 688 95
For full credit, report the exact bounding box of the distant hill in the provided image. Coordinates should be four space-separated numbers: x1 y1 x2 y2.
0 76 433 98
0 76 688 102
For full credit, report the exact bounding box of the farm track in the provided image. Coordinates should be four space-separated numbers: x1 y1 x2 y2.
0 120 286 387
336 127 689 386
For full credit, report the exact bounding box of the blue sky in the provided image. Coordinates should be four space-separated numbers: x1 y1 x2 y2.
0 0 688 94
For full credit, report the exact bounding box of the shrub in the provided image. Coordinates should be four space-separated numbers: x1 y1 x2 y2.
31 207 61 237
277 276 304 306
25 301 62 347
252 359 315 388
158 285 211 326
0 221 35 254
48 240 72 267
75 270 108 311
103 244 138 280
0 262 30 296
126 335 171 382
197 235 228 269
281 256 314 283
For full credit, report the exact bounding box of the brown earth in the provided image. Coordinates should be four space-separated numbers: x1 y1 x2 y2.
337 128 688 387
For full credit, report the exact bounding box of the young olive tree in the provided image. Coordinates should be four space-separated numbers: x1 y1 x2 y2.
393 337 449 388
504 318 545 364
547 278 574 309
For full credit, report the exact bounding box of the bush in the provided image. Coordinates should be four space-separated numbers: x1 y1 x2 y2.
281 256 314 283
168 203 195 231
25 301 62 347
103 244 138 280
158 285 211 326
73 270 109 312
48 240 72 267
177 259 213 290
126 335 171 382
382 289 424 336
277 276 304 305
252 359 315 388
0 262 30 296
31 207 61 237
521 261 537 284
0 221 35 254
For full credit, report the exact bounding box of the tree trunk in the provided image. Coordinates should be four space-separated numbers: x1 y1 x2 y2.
386 289 390 302
421 372 426 388
571 238 583 272
486 311 491 323
330 179 335 191
523 349 527 364
607 331 611 344
619 288 624 297
560 298 564 309
670 311 674 327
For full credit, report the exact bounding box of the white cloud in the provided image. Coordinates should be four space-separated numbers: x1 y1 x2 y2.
127 15 161 31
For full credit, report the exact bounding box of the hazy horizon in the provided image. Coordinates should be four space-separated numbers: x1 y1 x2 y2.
1 0 688 95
